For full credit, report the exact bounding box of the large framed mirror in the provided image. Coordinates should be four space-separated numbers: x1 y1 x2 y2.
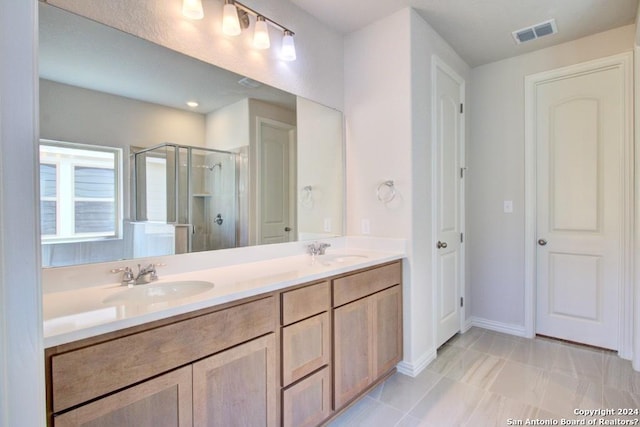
39 2 344 267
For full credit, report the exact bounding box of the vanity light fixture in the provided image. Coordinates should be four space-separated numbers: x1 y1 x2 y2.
253 16 270 49
222 0 296 61
281 30 296 61
182 0 204 20
222 0 242 36
183 0 297 60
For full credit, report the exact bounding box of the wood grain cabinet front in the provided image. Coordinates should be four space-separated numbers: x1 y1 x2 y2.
282 312 331 386
53 365 192 427
280 280 332 427
193 334 277 427
282 367 332 427
333 262 403 411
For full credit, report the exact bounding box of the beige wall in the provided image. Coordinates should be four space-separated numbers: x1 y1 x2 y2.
468 24 635 328
41 80 206 148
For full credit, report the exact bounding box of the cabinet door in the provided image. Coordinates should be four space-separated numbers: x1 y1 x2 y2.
333 297 373 409
54 366 192 427
373 285 403 378
282 366 331 427
282 312 330 386
193 334 277 427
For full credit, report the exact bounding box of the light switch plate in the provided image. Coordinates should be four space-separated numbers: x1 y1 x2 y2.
361 219 370 235
323 218 331 232
504 200 513 213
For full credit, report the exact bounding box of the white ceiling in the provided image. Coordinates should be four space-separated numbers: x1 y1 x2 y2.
290 0 638 66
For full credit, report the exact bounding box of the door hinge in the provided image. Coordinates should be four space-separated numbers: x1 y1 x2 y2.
460 167 466 178
460 103 464 114
460 232 464 243
460 297 464 308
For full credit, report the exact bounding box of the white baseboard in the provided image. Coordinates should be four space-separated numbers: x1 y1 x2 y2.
462 317 474 333
470 316 528 337
396 348 437 377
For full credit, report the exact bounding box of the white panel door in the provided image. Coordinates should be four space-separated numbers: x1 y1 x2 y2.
258 118 295 244
434 59 464 348
535 65 624 350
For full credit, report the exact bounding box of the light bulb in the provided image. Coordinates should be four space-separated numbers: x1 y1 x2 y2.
253 16 270 50
182 0 204 20
281 31 296 61
222 1 241 36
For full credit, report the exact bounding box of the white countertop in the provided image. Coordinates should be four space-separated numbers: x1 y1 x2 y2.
43 249 403 348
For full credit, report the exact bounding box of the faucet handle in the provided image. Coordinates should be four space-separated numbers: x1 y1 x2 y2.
111 266 135 286
318 242 331 255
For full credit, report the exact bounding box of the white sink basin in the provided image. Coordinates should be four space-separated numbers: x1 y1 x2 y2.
103 280 214 304
318 254 369 264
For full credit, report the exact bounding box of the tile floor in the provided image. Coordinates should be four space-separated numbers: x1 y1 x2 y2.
328 327 640 426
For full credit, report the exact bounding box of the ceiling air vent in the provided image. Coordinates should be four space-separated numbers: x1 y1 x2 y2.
512 19 558 44
238 77 262 89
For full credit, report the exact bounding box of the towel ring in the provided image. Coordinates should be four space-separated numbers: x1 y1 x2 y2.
300 185 313 208
377 180 396 203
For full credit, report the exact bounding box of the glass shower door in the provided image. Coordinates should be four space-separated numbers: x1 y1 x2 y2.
189 148 237 252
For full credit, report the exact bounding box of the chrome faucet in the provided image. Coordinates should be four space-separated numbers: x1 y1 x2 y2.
135 263 158 284
111 264 159 286
307 241 331 256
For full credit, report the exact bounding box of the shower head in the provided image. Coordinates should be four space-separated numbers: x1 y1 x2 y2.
207 162 222 171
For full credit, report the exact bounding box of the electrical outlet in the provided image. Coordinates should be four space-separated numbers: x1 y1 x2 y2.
361 219 370 235
323 218 331 232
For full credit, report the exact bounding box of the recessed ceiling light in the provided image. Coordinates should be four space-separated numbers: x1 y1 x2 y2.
186 101 199 108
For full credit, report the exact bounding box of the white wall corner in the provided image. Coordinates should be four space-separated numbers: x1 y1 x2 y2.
396 347 437 377
0 0 45 425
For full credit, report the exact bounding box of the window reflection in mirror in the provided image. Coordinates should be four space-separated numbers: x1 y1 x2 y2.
39 140 122 243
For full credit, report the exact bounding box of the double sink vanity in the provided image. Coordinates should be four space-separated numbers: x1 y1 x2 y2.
43 245 404 426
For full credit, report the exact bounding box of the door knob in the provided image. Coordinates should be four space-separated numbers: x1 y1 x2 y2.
538 239 547 246
437 241 448 249
284 227 292 232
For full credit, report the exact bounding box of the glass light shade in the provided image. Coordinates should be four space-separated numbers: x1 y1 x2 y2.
253 17 270 50
281 32 296 61
182 0 204 20
222 3 241 36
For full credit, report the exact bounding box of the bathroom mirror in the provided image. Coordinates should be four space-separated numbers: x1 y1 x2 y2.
39 3 344 267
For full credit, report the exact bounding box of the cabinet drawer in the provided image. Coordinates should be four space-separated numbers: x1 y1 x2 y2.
282 366 331 427
333 261 401 307
282 312 330 386
281 280 329 325
54 365 193 427
51 296 275 413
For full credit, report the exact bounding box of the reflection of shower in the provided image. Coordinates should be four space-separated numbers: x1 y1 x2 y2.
132 143 238 255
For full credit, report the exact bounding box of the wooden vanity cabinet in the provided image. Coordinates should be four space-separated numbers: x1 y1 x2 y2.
46 259 403 427
46 296 277 427
332 262 403 410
